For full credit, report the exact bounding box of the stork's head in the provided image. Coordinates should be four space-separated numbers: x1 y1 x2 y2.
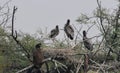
56 25 59 29
35 43 41 49
83 30 87 37
67 19 70 24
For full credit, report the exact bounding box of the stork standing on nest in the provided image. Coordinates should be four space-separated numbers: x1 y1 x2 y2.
49 25 59 41
64 19 74 40
83 30 93 51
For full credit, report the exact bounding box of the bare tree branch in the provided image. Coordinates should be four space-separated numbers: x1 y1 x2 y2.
97 0 106 33
11 6 32 62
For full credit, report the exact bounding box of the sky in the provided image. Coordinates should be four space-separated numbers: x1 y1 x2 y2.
0 0 119 40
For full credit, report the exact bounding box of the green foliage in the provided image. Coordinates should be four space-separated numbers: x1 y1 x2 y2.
76 14 90 24
1 0 120 73
76 0 120 54
0 56 5 73
0 26 40 72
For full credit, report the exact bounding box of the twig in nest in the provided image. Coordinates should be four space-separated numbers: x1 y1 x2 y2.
76 55 84 73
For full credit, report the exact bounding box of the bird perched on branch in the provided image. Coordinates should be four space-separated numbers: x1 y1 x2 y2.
49 25 59 39
64 19 74 40
27 43 44 73
83 30 93 51
33 43 44 68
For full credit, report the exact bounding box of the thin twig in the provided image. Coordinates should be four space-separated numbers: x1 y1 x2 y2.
72 24 83 37
76 55 84 73
16 65 34 73
97 0 105 33
75 25 83 44
87 24 96 32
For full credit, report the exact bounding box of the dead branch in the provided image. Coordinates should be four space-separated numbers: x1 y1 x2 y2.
12 6 17 36
16 65 33 73
72 24 82 37
74 25 82 44
11 6 32 62
86 24 96 32
76 55 84 73
16 57 68 73
97 0 105 33
0 1 11 27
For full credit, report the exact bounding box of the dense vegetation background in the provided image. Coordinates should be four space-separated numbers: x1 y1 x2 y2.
0 0 120 73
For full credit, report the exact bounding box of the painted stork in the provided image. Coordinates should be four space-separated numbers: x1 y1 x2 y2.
83 30 93 51
49 25 59 39
64 19 74 40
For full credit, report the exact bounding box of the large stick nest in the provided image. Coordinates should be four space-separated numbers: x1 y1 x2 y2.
42 48 82 64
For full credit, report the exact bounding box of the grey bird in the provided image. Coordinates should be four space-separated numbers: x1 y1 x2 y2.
49 25 59 38
83 30 93 51
64 19 74 40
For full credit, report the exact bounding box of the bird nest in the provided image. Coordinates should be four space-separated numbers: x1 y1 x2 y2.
42 48 82 64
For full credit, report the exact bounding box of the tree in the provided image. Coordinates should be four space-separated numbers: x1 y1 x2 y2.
1 0 120 73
